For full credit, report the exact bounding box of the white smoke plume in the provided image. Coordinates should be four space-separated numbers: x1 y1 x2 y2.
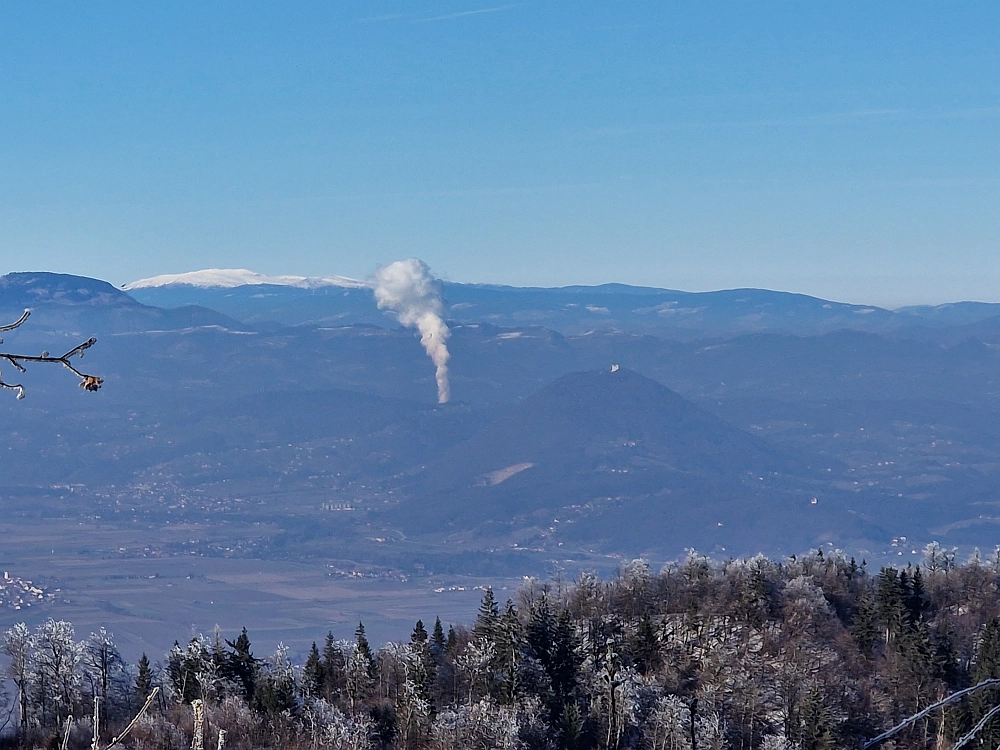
372 258 451 403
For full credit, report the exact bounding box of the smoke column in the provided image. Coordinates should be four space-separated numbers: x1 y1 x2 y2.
372 259 452 403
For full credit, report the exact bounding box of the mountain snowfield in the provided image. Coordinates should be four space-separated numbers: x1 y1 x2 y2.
123 268 369 290
119 267 1000 342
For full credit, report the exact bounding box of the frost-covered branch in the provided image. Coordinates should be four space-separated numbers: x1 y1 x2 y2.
60 715 73 750
863 677 1000 748
0 685 16 735
106 687 159 749
0 309 103 398
951 703 1000 750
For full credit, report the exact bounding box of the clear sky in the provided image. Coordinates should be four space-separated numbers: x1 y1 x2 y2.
1 2 997 306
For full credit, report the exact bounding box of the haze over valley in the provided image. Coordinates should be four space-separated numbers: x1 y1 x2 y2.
4 268 1000 654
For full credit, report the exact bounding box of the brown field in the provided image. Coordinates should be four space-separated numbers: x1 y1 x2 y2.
0 517 524 661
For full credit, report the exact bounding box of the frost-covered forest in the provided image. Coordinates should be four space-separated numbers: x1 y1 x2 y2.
7 547 1000 749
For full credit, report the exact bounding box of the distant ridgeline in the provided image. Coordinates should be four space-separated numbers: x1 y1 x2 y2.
6 548 1000 749
123 268 1000 338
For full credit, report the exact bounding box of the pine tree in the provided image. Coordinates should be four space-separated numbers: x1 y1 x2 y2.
321 631 347 703
527 595 557 671
410 620 435 703
850 588 881 659
526 595 580 723
932 615 964 688
797 687 836 750
253 645 296 716
550 610 580 709
474 588 500 641
559 702 585 750
906 567 928 623
876 568 908 643
224 627 258 702
631 614 662 675
369 703 398 749
495 600 523 703
167 638 210 704
356 622 376 678
135 653 153 703
302 642 322 698
431 617 446 662
411 619 428 645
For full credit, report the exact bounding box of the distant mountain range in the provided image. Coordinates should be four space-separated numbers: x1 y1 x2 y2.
122 268 1000 339
0 272 245 338
4 269 1000 570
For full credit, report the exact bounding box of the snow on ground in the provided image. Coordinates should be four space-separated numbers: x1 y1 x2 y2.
123 268 369 290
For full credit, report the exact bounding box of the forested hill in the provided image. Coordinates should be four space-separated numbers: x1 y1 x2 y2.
6 548 1000 749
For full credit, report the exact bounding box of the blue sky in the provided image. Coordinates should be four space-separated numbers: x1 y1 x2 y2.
1 2 997 306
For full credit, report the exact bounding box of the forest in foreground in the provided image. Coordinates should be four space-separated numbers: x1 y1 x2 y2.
6 546 1000 750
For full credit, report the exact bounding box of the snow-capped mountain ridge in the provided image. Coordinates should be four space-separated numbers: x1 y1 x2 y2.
123 268 369 291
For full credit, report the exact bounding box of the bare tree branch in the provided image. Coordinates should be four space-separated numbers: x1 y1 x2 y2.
952 703 1000 750
0 309 103 398
0 685 16 735
0 309 30 333
60 715 73 750
863 678 1000 748
105 687 159 750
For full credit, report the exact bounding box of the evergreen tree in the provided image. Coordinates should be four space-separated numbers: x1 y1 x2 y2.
495 600 523 703
932 615 964 688
224 627 258 702
474 588 500 641
893 618 937 709
526 595 557 669
906 567 928 623
356 622 376 678
797 687 836 750
631 614 662 675
526 595 581 724
167 637 210 704
135 653 153 705
411 619 428 645
430 617 446 662
550 610 580 709
410 620 435 703
321 631 347 703
559 702 585 750
253 645 296 716
876 567 908 643
302 642 322 698
850 588 881 659
369 702 398 750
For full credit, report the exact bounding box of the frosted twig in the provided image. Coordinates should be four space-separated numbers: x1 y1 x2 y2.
106 687 160 749
0 309 103 398
92 696 100 750
952 703 1000 750
0 685 16 734
0 310 30 333
60 715 73 750
864 678 1000 748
